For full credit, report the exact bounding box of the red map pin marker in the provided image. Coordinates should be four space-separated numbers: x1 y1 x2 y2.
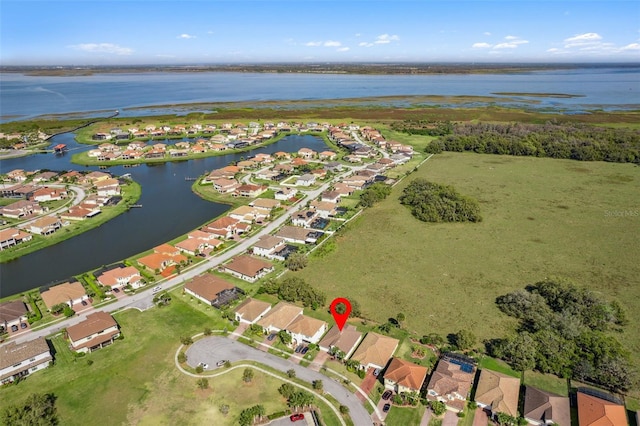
330 297 351 331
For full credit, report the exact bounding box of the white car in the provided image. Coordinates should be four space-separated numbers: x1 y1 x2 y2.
152 286 162 293
198 362 209 370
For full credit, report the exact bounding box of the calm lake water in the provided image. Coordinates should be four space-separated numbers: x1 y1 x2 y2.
1 66 639 296
1 67 639 121
0 134 329 296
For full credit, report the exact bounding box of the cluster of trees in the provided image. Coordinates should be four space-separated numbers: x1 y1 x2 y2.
260 277 326 310
284 252 308 271
489 280 633 392
358 182 392 208
278 383 315 409
399 178 482 223
390 120 454 136
427 122 640 163
238 404 265 426
1 393 58 426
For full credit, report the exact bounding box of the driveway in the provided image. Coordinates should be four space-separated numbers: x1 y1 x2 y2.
443 409 459 426
185 336 371 426
472 408 489 426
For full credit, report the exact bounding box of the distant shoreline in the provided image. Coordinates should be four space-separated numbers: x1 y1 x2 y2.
2 62 639 77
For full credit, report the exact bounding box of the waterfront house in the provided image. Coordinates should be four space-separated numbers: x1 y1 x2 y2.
223 255 274 282
234 298 272 325
66 311 120 353
29 216 62 235
202 216 239 239
384 358 429 394
0 227 33 251
350 332 399 371
96 266 144 290
41 281 88 310
212 178 240 194
318 325 363 359
184 274 243 308
0 337 52 384
298 148 316 159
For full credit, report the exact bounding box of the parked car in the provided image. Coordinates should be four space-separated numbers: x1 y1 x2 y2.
216 360 228 367
20 323 27 329
198 362 209 370
290 413 305 422
301 346 309 354
152 286 162 293
295 345 303 353
267 333 276 341
382 390 392 400
373 368 381 376
383 403 391 413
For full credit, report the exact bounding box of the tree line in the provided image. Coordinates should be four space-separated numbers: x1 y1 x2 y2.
425 121 640 163
399 178 482 223
488 279 634 392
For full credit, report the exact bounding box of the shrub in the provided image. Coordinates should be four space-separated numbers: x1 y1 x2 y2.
178 352 187 363
180 336 193 345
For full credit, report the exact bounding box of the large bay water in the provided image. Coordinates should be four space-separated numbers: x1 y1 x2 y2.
1 66 639 296
1 66 639 121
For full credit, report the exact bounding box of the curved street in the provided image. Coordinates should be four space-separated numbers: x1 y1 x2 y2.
184 336 373 426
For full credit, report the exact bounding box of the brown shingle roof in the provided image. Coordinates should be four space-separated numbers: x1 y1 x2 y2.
41 281 87 309
253 235 285 250
66 311 118 342
523 386 570 426
256 302 303 330
577 391 628 426
224 255 273 278
350 332 399 369
318 324 363 355
426 358 476 411
0 337 51 377
474 369 520 417
384 357 429 392
184 274 236 302
234 298 272 323
286 315 327 339
0 300 28 323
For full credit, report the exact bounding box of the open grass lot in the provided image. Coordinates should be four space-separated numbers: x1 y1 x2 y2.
295 152 640 368
384 405 425 426
0 297 229 425
523 370 569 396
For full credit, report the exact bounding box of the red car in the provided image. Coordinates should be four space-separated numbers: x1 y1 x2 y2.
290 413 305 422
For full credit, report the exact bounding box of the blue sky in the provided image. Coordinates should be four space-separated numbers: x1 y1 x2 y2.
1 1 639 65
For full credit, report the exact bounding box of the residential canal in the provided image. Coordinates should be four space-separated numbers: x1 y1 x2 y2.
0 133 330 296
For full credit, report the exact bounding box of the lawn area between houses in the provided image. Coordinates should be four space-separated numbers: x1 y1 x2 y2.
522 370 570 397
384 404 425 426
294 152 640 385
0 296 229 425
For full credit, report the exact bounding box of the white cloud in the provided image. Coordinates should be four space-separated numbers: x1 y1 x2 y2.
493 36 528 49
355 33 362 37
472 42 492 49
504 35 518 40
69 43 133 55
305 41 322 47
565 32 602 43
324 40 342 47
546 48 562 53
375 34 400 44
177 34 196 39
620 43 640 51
483 32 492 36
359 42 374 48
337 47 350 52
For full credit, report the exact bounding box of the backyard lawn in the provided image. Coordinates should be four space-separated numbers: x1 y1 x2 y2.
384 404 425 426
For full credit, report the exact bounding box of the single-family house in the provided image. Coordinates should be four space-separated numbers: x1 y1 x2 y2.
256 302 303 334
384 358 429 394
235 184 267 198
96 266 144 290
287 315 327 345
523 386 571 426
577 389 628 426
0 228 32 251
275 187 297 201
296 174 316 187
350 332 399 371
275 226 322 244
41 281 88 310
321 191 341 203
298 148 316 159
212 178 240 193
66 311 120 353
223 255 274 282
31 187 67 202
0 200 44 219
202 216 239 239
333 183 354 196
292 209 318 227
0 300 29 333
184 274 243 308
228 205 270 224
474 369 521 418
95 178 121 197
310 200 337 218
426 356 476 412
0 337 52 384
318 325 363 359
319 151 337 160
174 238 208 256
249 198 280 210
234 298 272 325
252 235 286 258
29 216 62 235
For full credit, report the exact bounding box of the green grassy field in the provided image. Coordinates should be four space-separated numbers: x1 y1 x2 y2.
384 404 425 426
295 152 640 364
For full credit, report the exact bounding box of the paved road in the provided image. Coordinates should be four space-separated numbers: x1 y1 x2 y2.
185 336 372 426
